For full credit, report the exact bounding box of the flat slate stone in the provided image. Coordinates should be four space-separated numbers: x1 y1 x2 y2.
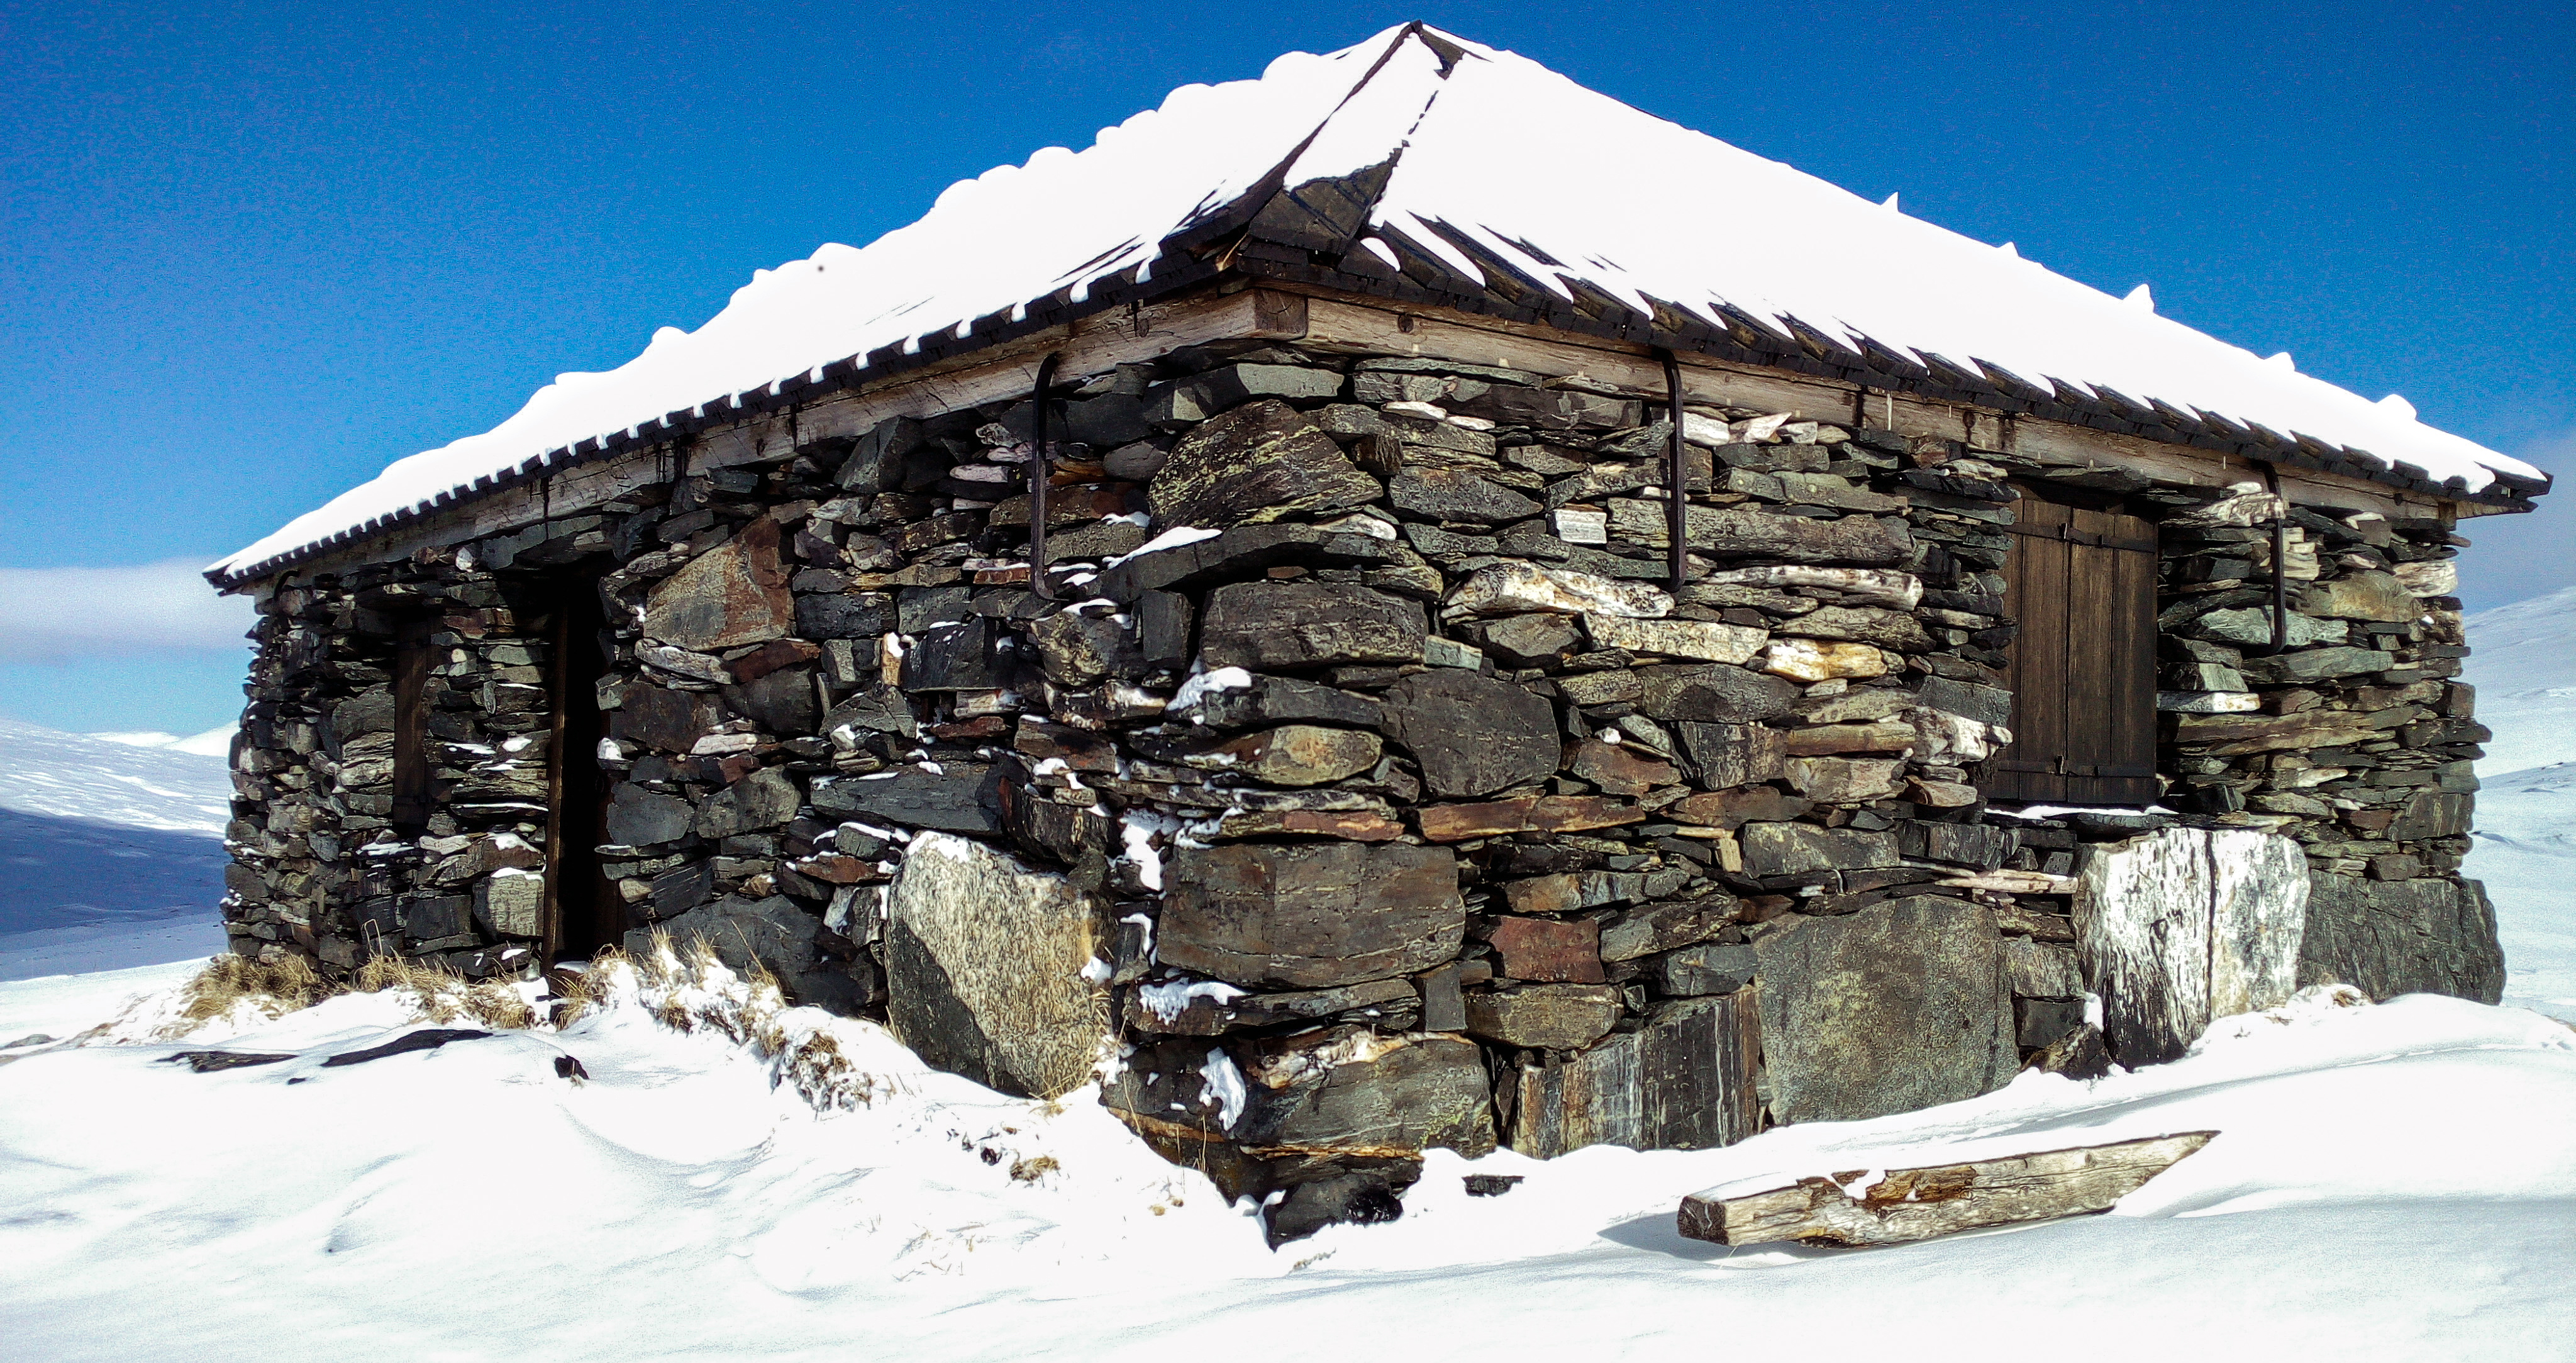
721 665 819 735
1684 506 1913 566
795 592 894 640
1147 398 1380 530
1198 581 1426 672
1487 915 1605 984
2387 790 2472 839
1675 721 1787 788
1377 669 1558 799
1739 823 1897 877
1125 976 1416 1036
1416 795 1642 842
691 767 801 838
1598 894 1740 960
1465 984 1624 1050
899 618 1009 691
1752 896 2016 1123
810 764 1002 835
1029 609 1143 687
1387 468 1541 525
883 834 1110 1097
605 784 692 848
1506 993 1759 1158
644 518 795 650
1230 1027 1495 1157
1636 664 1798 723
2296 570 2419 622
1479 613 1582 665
612 684 726 754
1914 676 2012 728
1584 615 1767 665
1170 673 1383 731
1160 842 1463 988
2297 872 2504 1004
1091 523 1404 603
1206 725 1382 787
1655 941 1757 996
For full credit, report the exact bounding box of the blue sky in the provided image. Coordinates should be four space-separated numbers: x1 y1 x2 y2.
2 0 2568 733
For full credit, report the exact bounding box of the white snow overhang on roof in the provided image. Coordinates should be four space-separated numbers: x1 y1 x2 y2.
211 21 2547 589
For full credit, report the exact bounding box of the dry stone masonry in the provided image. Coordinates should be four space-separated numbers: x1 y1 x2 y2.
219 329 2510 1243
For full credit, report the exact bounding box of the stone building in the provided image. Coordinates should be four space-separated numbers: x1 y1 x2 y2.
208 25 2544 1240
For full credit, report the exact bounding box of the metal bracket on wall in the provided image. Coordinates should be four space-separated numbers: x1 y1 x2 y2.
1657 347 1687 592
1028 352 1062 601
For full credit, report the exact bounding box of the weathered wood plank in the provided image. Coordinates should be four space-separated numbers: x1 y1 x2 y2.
1675 1130 2216 1247
266 288 1298 584
1292 289 2439 519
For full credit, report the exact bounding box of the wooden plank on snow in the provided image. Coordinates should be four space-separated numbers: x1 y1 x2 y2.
1675 1130 2216 1247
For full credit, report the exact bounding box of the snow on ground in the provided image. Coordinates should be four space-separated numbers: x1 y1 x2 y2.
2463 586 2576 1022
2 589 2573 1358
0 718 231 981
0 967 2568 1362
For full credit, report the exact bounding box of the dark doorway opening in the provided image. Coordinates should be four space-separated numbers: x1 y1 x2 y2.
541 574 618 963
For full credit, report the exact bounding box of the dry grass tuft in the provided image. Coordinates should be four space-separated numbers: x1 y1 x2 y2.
1009 1155 1060 1182
352 954 537 1029
176 953 341 1026
578 929 892 1112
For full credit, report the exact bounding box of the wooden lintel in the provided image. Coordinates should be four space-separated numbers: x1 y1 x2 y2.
272 287 1302 584
1287 287 2447 521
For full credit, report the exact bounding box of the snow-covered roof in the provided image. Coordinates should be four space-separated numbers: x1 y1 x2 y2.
211 22 2546 586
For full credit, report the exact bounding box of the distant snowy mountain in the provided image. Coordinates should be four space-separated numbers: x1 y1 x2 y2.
83 724 236 759
0 718 232 980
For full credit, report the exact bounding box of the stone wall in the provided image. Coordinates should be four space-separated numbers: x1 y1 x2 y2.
223 561 589 974
221 323 2508 1242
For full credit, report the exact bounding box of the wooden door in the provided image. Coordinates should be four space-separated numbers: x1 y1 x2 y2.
1988 486 2159 805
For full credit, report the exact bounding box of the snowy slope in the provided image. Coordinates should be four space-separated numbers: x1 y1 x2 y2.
2461 584 2576 778
2462 586 2576 1021
0 718 231 981
89 725 240 758
213 24 2539 584
0 973 2566 1362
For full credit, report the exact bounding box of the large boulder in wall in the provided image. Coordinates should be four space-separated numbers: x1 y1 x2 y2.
643 518 794 651
882 833 1112 1099
1377 669 1558 798
2297 872 2504 1004
2076 827 2308 1065
627 893 874 1013
1751 896 2016 1124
